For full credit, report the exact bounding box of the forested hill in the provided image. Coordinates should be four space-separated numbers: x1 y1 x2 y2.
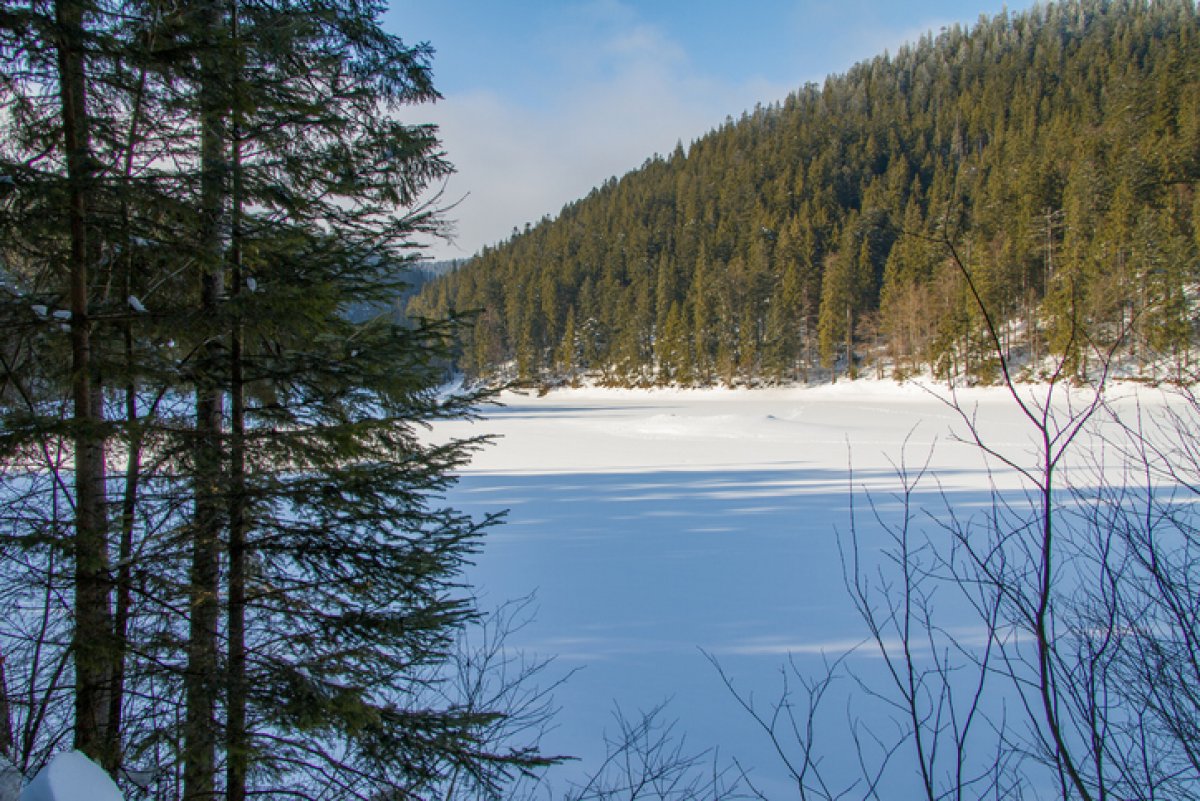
411 0 1200 387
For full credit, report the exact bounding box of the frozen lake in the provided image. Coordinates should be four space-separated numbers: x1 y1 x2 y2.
434 381 1185 797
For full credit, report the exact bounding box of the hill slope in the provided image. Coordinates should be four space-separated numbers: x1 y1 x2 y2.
412 0 1200 387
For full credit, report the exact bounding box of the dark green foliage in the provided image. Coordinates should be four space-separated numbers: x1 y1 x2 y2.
0 0 552 797
413 0 1200 387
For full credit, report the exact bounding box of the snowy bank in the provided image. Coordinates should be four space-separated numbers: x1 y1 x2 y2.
18 752 123 801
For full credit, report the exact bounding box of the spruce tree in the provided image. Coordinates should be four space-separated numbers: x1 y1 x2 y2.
0 0 554 796
0 0 157 772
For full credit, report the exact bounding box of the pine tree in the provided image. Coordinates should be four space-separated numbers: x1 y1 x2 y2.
0 0 556 796
54 0 118 770
556 305 579 379
0 0 154 772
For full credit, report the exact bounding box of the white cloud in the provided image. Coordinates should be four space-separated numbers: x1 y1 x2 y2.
416 9 792 261
711 624 999 658
407 0 1028 261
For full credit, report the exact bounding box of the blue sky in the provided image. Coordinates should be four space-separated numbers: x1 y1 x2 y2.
384 0 1035 260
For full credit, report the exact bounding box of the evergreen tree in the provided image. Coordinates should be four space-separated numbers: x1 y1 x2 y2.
0 0 555 797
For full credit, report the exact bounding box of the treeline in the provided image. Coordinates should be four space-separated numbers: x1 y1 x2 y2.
411 0 1200 387
344 260 461 323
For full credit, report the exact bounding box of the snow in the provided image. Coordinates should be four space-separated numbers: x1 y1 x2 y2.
19 752 123 801
1 756 21 801
434 379 1187 794
442 380 1117 484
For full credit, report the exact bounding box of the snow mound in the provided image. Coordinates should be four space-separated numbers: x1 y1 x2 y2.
19 751 123 801
1 755 21 801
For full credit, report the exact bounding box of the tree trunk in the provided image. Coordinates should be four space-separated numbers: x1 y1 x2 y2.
0 647 12 759
226 5 248 792
226 266 247 801
108 362 140 775
845 304 854 380
55 0 116 772
184 2 227 797
108 51 153 776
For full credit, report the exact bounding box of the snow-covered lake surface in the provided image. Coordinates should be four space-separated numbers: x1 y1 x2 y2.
434 380 1186 795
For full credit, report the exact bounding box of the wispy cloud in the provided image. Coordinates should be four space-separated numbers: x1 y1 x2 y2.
420 4 792 260
711 624 999 658
416 0 1009 261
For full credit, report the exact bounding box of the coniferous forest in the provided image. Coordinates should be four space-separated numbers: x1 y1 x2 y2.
2 0 1200 798
411 0 1200 387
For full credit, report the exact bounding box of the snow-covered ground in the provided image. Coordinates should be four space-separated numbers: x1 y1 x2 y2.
433 380 1188 796
17 751 123 801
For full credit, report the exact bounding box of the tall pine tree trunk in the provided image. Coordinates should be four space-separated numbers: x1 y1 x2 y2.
226 4 248 793
184 2 226 797
55 0 117 771
226 235 247 801
109 49 154 775
0 650 12 759
109 371 139 771
845 304 854 380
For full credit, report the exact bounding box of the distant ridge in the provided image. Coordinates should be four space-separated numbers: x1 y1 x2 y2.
412 0 1200 388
